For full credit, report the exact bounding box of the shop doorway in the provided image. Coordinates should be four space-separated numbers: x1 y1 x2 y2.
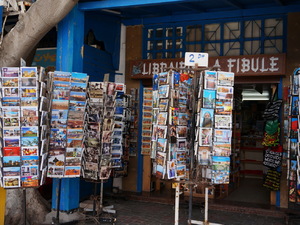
225 83 276 206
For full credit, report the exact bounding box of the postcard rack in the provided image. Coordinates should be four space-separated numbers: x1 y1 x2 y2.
160 64 234 225
287 68 300 207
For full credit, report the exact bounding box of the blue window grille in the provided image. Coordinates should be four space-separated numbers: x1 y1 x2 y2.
143 16 286 59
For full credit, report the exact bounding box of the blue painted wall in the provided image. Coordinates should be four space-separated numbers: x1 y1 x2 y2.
83 12 121 81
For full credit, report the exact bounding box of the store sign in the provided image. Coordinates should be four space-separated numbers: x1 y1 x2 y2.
129 53 286 79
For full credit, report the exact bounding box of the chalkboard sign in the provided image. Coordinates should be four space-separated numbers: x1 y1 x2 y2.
263 148 282 169
263 169 281 191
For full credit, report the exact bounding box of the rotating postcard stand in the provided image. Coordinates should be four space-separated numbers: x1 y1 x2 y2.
0 66 49 225
80 82 128 224
184 53 234 225
186 66 225 225
43 71 89 225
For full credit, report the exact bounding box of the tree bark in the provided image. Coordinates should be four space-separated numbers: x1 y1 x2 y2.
3 0 79 224
0 0 79 67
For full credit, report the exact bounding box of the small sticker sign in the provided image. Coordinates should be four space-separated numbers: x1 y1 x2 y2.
184 52 208 67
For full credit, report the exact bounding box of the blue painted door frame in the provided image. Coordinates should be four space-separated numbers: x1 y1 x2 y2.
52 5 84 211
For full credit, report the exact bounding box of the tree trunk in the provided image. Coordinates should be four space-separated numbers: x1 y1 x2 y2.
2 0 79 224
0 0 79 67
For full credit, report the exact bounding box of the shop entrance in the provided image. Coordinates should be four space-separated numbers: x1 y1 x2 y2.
225 83 277 206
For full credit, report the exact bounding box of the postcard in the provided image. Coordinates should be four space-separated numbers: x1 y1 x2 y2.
143 99 152 107
21 176 39 187
178 113 188 126
176 126 187 138
157 138 167 152
203 89 216 108
3 117 20 127
169 107 179 126
22 137 39 147
3 156 21 167
2 147 20 156
111 158 122 168
176 151 187 164
2 107 20 117
115 107 124 115
51 109 68 120
2 67 19 77
204 70 217 90
71 82 87 92
66 148 83 158
104 107 115 118
21 107 38 117
22 155 39 166
217 86 234 99
4 137 20 147
212 170 230 184
2 87 19 97
21 88 37 98
2 167 20 176
67 120 84 129
217 71 234 86
51 119 67 129
198 146 212 165
99 166 111 179
71 72 88 83
212 156 230 171
2 97 20 107
21 97 38 107
102 131 112 143
3 176 21 188
21 67 37 78
176 164 186 178
215 115 232 129
111 150 122 159
53 80 71 90
291 96 299 116
67 129 83 139
158 85 169 98
213 142 232 157
106 82 116 96
68 110 85 121
21 77 37 87
48 153 65 167
158 99 168 111
157 72 168 86
67 139 82 148
214 129 232 143
177 139 187 150
52 99 69 110
47 166 65 177
69 100 86 109
199 128 212 146
179 86 187 99
166 161 177 179
156 151 167 167
21 126 38 137
2 77 19 87
21 147 38 156
3 127 20 137
70 91 86 101
200 108 214 127
215 99 233 115
52 89 70 100
156 126 168 139
156 164 165 179
21 116 39 126
65 157 81 166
